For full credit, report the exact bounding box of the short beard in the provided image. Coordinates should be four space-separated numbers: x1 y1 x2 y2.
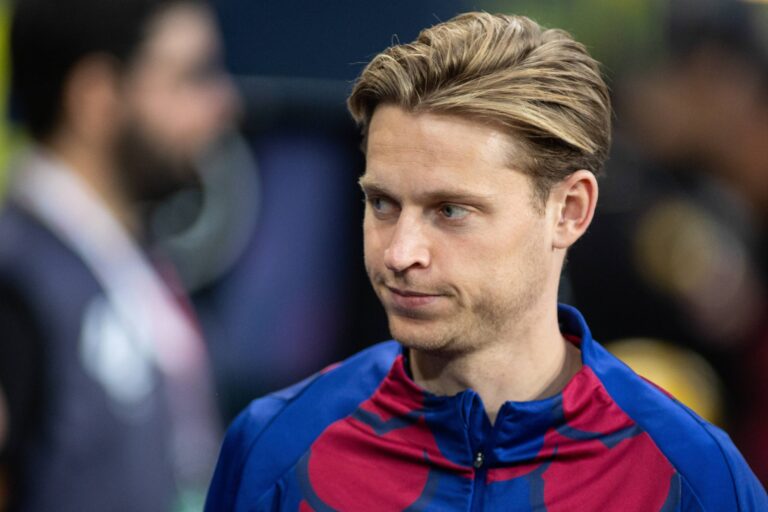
112 118 202 205
371 247 548 356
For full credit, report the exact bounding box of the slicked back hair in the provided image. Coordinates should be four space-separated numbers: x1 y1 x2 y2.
348 12 612 206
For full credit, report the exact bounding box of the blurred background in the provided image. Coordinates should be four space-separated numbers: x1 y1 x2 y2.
0 0 766 501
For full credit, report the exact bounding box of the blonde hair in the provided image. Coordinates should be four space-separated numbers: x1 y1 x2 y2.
348 12 611 204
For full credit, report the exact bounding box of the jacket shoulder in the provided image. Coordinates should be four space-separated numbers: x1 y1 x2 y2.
0 203 80 281
205 341 401 511
588 340 767 511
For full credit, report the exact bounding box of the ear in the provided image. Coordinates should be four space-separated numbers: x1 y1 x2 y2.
60 54 121 145
548 170 598 250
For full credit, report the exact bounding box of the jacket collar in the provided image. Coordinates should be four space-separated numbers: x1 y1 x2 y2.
366 304 603 467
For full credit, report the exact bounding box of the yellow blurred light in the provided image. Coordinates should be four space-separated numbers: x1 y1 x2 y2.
634 200 720 296
1 0 13 196
607 338 723 425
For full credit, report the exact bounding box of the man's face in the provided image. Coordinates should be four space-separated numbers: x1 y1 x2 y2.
361 105 558 353
114 3 237 201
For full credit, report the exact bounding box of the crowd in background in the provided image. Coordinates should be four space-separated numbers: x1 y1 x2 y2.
0 0 766 509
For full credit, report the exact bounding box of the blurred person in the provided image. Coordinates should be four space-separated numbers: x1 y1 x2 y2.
0 0 237 510
206 12 766 511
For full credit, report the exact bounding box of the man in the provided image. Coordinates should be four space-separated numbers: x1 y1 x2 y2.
206 12 766 511
0 0 236 510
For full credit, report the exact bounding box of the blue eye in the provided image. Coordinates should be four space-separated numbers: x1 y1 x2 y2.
369 196 397 216
440 204 469 219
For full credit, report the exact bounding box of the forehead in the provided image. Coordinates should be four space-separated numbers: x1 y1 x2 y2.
363 105 532 195
136 4 218 66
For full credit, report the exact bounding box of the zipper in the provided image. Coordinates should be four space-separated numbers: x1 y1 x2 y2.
466 391 501 511
470 449 488 511
473 451 485 469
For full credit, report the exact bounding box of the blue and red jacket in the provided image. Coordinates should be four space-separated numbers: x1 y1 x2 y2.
206 305 767 511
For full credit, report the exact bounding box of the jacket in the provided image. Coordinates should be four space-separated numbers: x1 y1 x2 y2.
206 305 767 511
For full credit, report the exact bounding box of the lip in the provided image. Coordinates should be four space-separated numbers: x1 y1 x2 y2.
385 286 442 309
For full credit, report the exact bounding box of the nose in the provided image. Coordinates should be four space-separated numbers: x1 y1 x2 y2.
383 213 431 273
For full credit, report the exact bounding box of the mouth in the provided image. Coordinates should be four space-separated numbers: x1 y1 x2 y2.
385 286 443 310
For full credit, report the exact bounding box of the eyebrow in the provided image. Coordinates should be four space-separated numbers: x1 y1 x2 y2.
357 178 391 197
358 176 494 205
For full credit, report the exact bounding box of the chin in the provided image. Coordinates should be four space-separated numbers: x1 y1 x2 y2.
387 315 460 353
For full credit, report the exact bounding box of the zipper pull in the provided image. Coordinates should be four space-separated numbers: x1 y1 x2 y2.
473 451 485 469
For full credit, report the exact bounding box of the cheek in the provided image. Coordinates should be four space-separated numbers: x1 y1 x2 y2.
128 82 230 155
449 223 546 281
362 217 382 268
172 86 232 140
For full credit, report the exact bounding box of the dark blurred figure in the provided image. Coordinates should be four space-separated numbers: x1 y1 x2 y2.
0 0 237 510
568 0 768 484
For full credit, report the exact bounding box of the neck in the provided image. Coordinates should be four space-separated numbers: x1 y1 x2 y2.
409 304 582 424
44 135 141 237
